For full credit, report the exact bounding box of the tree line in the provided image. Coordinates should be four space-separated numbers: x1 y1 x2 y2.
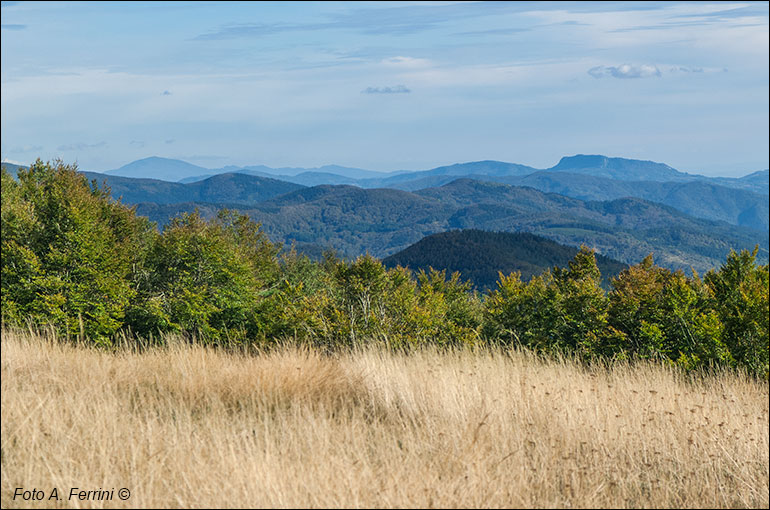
2 160 767 377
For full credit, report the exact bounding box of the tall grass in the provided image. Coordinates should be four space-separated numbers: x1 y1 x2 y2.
2 328 768 508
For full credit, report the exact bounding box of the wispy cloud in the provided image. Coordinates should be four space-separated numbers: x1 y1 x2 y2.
455 27 530 37
381 56 432 68
194 22 307 40
129 140 145 148
194 2 524 40
1 24 26 30
165 139 175 144
670 66 703 73
57 142 107 151
8 144 43 153
362 85 411 94
588 64 661 79
182 154 227 162
671 4 769 22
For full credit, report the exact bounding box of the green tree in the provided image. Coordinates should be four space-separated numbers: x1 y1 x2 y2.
125 209 279 343
607 254 730 368
1 160 154 343
705 247 769 377
416 268 482 346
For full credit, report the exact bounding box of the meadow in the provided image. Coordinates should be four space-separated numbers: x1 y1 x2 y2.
2 328 767 508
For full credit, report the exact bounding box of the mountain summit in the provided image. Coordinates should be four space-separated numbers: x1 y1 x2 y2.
548 155 690 181
105 156 208 181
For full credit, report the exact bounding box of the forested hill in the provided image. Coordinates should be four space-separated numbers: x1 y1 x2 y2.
383 230 628 290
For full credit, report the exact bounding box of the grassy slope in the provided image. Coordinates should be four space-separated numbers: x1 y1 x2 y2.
2 329 767 509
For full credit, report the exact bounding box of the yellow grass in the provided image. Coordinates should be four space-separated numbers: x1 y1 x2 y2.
1 328 768 508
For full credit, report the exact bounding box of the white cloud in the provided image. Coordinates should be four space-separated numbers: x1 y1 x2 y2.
589 64 661 79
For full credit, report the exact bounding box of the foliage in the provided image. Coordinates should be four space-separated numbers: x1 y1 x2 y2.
607 255 730 368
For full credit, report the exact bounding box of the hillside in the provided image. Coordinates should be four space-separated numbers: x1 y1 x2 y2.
482 172 769 231
70 155 770 229
0 161 24 177
6 330 766 508
710 169 769 195
383 230 628 290
132 179 768 273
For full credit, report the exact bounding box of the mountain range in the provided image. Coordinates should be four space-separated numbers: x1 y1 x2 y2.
99 154 768 194
7 154 766 231
4 155 768 275
102 156 770 231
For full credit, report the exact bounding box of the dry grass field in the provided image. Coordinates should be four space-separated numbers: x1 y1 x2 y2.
1 328 768 508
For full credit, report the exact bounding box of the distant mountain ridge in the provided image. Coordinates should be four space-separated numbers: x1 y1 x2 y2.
82 171 304 206
5 158 768 230
5 159 766 273
93 154 766 189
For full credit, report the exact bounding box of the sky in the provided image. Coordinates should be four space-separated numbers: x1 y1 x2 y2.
1 1 768 177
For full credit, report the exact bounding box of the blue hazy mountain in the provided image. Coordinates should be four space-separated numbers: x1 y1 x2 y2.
546 154 691 181
181 163 403 183
481 172 768 231
6 156 768 231
104 156 209 182
96 155 768 196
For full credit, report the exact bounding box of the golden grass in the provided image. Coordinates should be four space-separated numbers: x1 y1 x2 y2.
2 329 768 508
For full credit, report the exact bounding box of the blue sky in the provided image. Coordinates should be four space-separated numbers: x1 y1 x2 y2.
1 1 768 176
